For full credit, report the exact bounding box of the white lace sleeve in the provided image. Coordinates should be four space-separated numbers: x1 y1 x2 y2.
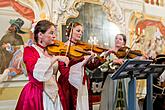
33 57 53 82
69 60 87 89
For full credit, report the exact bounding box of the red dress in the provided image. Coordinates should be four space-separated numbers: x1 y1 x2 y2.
15 46 44 110
16 45 64 110
58 57 104 110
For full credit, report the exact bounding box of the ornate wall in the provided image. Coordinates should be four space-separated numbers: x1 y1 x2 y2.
1 0 165 109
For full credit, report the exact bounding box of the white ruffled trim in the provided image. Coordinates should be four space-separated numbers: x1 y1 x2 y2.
32 44 54 82
69 60 89 110
69 61 84 89
76 82 89 110
32 44 62 109
33 57 53 82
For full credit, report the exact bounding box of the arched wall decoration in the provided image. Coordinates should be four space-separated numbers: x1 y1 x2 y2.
52 0 124 26
136 20 165 37
129 12 165 42
129 12 165 57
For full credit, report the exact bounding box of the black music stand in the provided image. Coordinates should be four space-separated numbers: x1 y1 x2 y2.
136 64 165 110
111 59 152 110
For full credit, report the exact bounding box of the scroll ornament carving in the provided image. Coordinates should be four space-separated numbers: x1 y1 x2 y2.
52 0 84 24
102 0 124 25
14 0 124 25
52 0 124 25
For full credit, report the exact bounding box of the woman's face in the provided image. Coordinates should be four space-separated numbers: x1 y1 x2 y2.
115 34 125 48
71 25 83 42
40 26 56 46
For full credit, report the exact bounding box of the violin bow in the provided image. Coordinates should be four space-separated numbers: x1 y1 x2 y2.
65 22 74 56
90 36 95 52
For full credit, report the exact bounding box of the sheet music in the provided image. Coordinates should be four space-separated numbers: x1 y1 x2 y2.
111 59 152 80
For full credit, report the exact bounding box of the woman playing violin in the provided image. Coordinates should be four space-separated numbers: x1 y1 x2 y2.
57 22 106 110
99 34 142 110
15 20 69 110
64 22 83 46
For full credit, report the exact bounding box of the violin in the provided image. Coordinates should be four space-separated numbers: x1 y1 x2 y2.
46 40 91 59
46 40 66 55
76 41 108 54
115 46 143 59
109 46 143 70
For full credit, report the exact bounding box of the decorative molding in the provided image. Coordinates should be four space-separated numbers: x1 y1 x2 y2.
0 100 17 110
0 73 28 88
102 0 124 24
119 0 144 14
52 0 82 24
52 0 124 25
0 80 27 88
5 0 125 26
144 3 165 18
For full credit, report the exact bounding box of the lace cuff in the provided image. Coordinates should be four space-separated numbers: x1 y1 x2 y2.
33 57 53 82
